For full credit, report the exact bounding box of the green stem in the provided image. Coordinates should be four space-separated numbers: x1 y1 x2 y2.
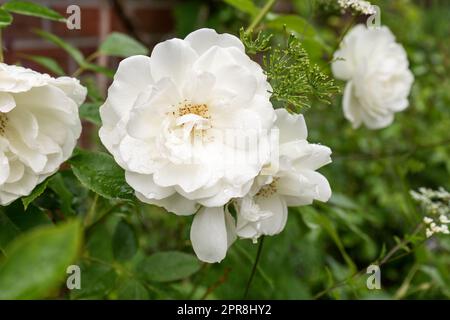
329 15 357 60
72 51 100 77
84 193 99 227
0 29 3 63
243 236 265 299
246 0 277 33
313 223 424 299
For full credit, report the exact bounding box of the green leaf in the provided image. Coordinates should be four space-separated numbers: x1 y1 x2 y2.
69 150 135 200
99 32 149 58
79 102 101 125
3 1 65 22
21 55 65 76
224 0 258 16
0 220 82 299
136 251 201 282
83 63 114 78
117 279 149 300
0 210 20 251
4 201 51 232
70 261 117 299
267 14 315 37
48 173 76 216
34 29 85 65
21 179 49 210
112 219 138 262
0 8 13 27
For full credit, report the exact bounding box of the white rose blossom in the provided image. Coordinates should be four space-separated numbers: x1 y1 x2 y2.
332 24 414 129
0 63 86 205
235 109 332 241
99 28 276 263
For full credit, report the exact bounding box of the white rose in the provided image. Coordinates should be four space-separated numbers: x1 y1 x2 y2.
332 24 414 129
0 64 86 205
236 109 332 241
99 28 277 263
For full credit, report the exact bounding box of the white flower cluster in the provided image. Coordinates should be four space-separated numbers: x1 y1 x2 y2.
337 0 376 15
99 29 332 263
410 187 450 238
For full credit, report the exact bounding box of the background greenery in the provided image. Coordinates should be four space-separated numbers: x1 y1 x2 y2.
0 0 449 299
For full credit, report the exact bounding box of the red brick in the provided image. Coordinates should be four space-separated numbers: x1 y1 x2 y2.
50 7 99 38
133 8 174 33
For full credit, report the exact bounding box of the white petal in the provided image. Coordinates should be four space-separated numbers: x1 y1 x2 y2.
300 170 332 202
294 144 332 171
100 55 154 127
185 28 245 56
150 38 198 87
126 171 174 200
342 81 362 128
0 152 9 185
136 191 199 216
50 76 87 106
153 163 211 193
190 207 232 263
0 92 16 112
256 194 288 236
275 108 308 143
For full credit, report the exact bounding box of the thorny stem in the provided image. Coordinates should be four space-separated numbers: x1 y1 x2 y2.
313 223 424 299
246 0 277 33
243 236 265 299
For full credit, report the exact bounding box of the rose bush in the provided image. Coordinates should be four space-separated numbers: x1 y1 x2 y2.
0 0 448 301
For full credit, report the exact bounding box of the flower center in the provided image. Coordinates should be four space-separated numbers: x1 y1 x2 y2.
256 177 280 198
0 112 8 136
173 101 210 119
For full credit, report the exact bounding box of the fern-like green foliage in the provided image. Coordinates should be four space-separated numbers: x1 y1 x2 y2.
241 30 339 112
239 27 272 55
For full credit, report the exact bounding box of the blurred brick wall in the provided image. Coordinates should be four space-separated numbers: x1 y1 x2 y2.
2 0 175 74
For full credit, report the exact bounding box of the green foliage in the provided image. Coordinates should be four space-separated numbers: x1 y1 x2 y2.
267 14 316 37
136 251 202 282
79 102 102 126
20 55 65 76
21 180 49 210
223 0 258 17
0 8 13 28
0 220 82 299
239 27 272 55
34 29 85 65
99 32 149 58
263 33 339 111
117 279 149 300
112 219 138 262
69 150 135 201
2 0 65 22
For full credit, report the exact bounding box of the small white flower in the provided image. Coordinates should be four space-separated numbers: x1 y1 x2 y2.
0 64 86 206
332 24 414 129
423 217 433 224
235 109 332 240
337 0 376 15
99 28 276 262
439 215 450 224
